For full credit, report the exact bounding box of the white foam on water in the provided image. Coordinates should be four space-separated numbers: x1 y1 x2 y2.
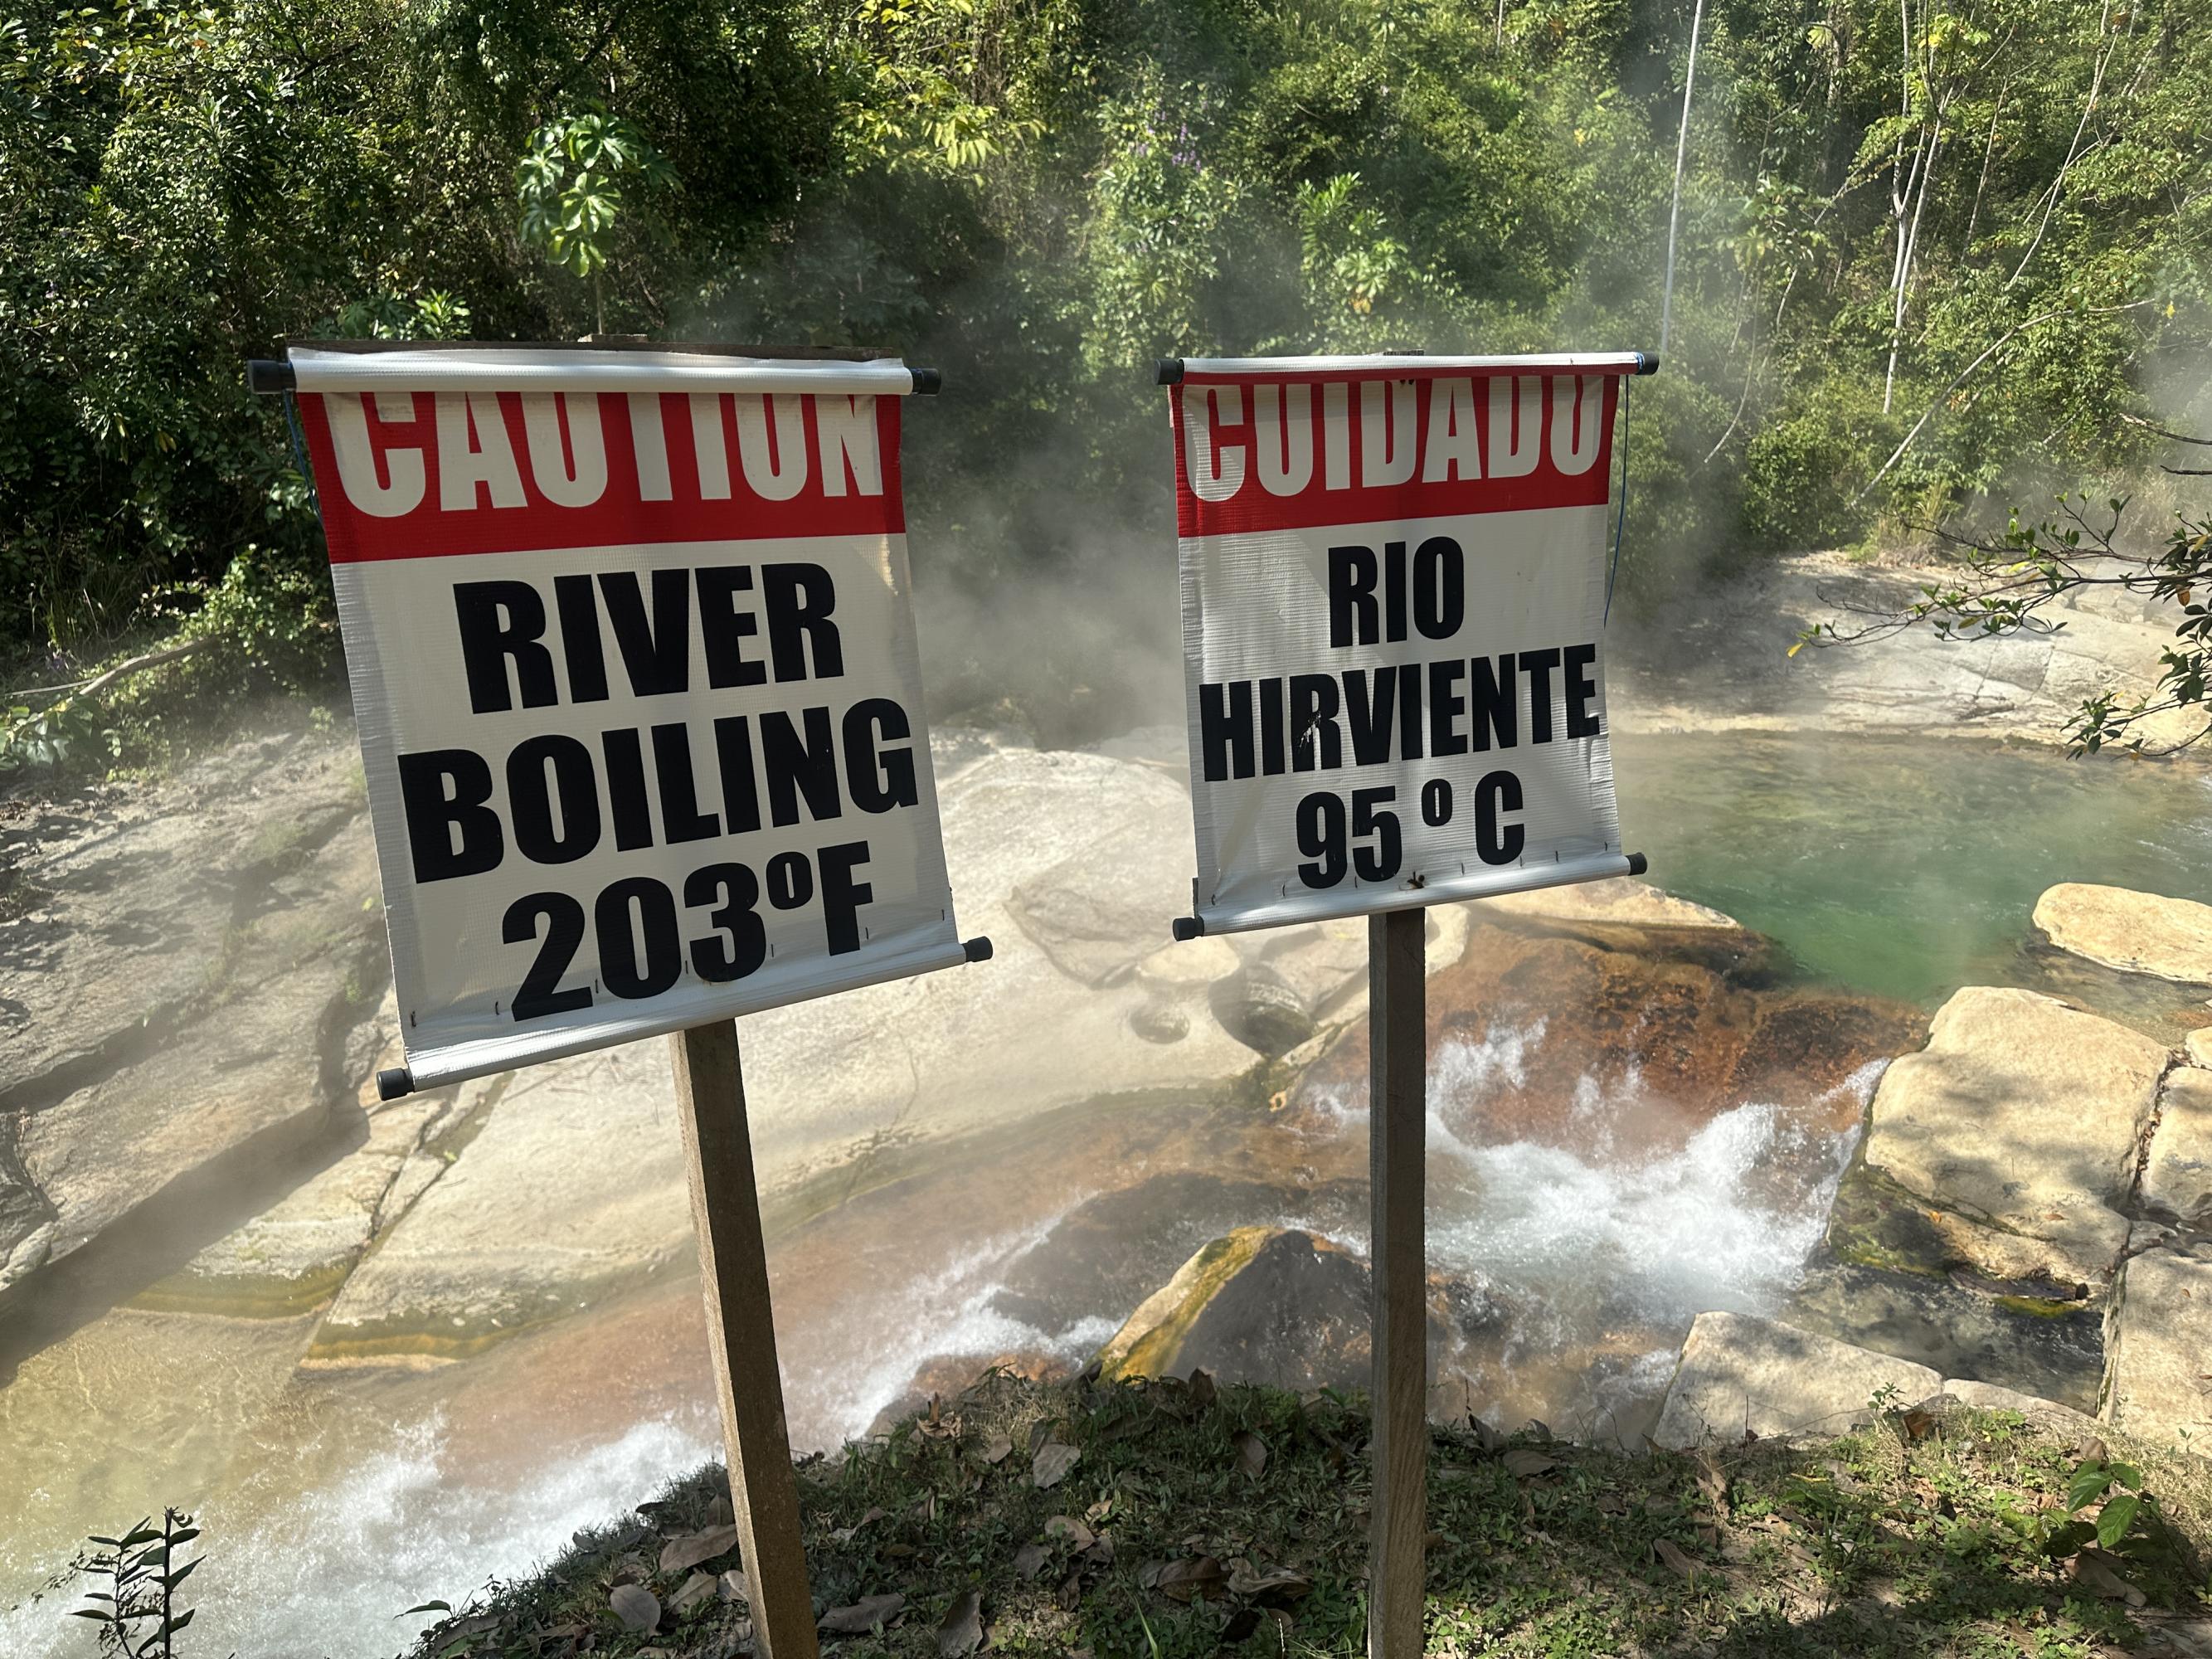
1425 1024 1863 1341
781 1198 1125 1452
0 1407 719 1659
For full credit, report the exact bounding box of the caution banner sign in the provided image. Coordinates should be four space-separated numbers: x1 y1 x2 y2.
1167 353 1647 935
291 344 968 1091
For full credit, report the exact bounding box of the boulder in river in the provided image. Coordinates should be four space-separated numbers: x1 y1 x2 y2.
1858 986 2170 1287
2101 1248 2212 1457
2034 883 2212 985
1651 1311 1941 1448
1096 1227 1377 1392
2142 1066 2212 1226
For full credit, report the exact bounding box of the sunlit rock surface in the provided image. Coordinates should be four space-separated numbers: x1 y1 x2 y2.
147 1090 452 1316
310 1048 693 1363
2035 882 2212 985
0 730 385 1295
2144 1066 2212 1227
2102 1248 2212 1457
1858 986 2171 1287
1613 550 2195 747
1651 1311 1940 1448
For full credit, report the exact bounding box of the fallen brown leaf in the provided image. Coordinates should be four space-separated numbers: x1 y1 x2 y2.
1014 1541 1049 1580
669 1572 717 1613
719 1570 750 1604
1188 1370 1217 1410
831 1507 887 1544
1501 1448 1557 1479
1032 1440 1081 1490
2069 1548 2148 1608
609 1584 660 1634
659 1525 741 1576
980 1434 1014 1466
936 1588 984 1657
1652 1539 1699 1581
1226 1561 1311 1602
819 1593 907 1634
1236 1433 1269 1479
1044 1515 1096 1551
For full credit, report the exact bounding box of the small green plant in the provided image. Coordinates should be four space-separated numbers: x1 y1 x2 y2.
2008 1454 2161 1559
71 1510 204 1657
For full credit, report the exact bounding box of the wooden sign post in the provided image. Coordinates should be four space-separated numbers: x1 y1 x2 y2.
1156 349 1655 1658
672 1019 819 1659
255 342 990 1657
1366 908 1427 1659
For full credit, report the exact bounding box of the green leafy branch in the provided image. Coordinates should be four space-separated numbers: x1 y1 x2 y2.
516 104 673 336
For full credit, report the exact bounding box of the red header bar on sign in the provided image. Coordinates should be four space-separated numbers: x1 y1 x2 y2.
1169 368 1620 538
299 388 906 562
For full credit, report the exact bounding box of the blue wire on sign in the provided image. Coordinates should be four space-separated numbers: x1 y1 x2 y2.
1604 373 1631 624
281 390 323 525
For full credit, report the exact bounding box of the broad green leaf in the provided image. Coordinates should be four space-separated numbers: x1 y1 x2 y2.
2096 1494 2140 1550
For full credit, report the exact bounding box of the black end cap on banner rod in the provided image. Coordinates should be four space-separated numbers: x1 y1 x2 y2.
1156 358 1185 387
963 936 994 963
377 1067 415 1102
1171 916 1205 941
1626 852 1650 876
1633 352 1660 376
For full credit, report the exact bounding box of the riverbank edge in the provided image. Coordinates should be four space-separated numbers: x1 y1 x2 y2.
400 1370 2212 1659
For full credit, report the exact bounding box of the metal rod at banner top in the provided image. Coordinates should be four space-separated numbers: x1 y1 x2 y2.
1156 351 1660 384
246 349 943 396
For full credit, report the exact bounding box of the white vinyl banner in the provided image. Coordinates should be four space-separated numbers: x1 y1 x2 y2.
292 344 967 1091
1168 354 1646 934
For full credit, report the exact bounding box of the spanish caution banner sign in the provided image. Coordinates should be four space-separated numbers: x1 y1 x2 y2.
1167 353 1649 935
291 344 968 1091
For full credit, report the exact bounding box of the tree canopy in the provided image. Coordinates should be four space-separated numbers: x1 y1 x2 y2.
2 0 2208 681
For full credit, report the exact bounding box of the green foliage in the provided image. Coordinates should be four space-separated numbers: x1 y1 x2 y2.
3 0 2210 703
71 1509 204 1658
518 105 675 333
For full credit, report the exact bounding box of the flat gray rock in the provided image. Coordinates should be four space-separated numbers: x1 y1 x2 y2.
1783 1262 2102 1413
2142 1066 2212 1225
1651 1311 1941 1447
1940 1379 2100 1439
310 1046 691 1360
152 1094 452 1316
2103 1249 2212 1457
1861 987 2169 1287
1 730 385 1292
